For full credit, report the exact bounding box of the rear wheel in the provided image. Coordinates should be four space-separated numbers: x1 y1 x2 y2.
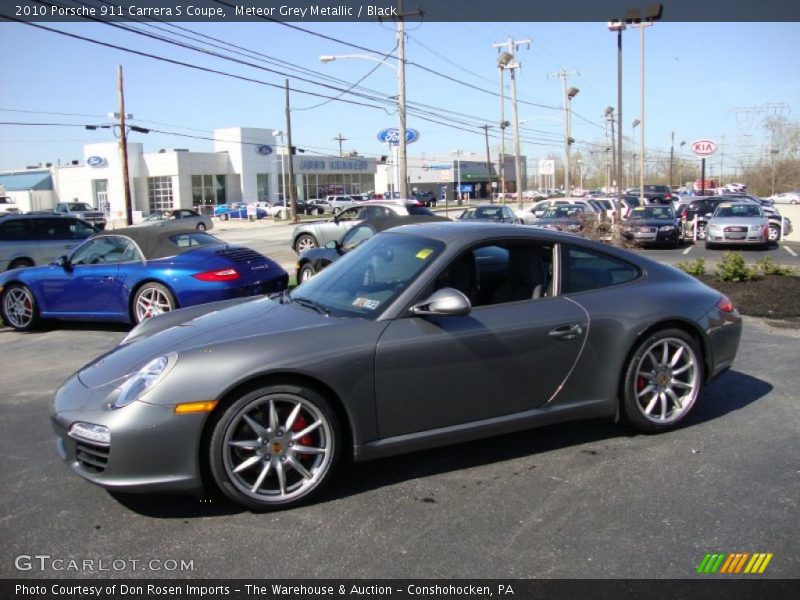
9 258 34 270
132 283 175 324
2 284 40 331
695 222 707 240
220 213 229 221
209 384 340 510
621 329 704 433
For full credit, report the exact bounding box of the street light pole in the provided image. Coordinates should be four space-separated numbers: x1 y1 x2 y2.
608 21 626 222
396 0 408 199
633 21 652 204
498 65 507 201
272 130 287 211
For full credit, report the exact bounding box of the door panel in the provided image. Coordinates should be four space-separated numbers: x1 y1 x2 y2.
375 296 587 438
38 263 120 315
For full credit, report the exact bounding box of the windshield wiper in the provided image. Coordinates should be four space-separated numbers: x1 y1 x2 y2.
292 296 330 316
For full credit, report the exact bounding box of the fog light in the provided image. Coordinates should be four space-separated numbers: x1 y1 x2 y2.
69 422 110 446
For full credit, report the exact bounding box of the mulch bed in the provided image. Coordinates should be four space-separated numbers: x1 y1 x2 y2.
697 274 800 319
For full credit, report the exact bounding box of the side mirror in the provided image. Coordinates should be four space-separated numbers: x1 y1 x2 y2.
410 288 471 317
55 255 72 270
705 213 713 218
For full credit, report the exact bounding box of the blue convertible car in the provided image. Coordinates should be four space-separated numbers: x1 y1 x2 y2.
0 226 288 331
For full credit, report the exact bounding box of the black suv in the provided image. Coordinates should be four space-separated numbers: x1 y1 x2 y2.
0 214 97 271
636 185 673 205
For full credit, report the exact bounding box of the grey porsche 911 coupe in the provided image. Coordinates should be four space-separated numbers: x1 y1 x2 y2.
51 222 742 510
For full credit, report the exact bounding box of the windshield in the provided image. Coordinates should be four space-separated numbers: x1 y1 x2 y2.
714 205 763 218
629 206 676 220
67 202 93 211
291 231 445 319
542 206 585 219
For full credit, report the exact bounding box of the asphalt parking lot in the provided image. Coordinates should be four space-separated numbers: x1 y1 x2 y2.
2 311 798 579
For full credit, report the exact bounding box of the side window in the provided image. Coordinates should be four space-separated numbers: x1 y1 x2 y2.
337 207 362 221
362 206 391 220
341 225 376 251
34 218 73 240
0 219 32 241
71 236 138 265
433 242 553 307
562 246 639 294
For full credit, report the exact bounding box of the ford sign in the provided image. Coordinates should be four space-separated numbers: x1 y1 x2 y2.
256 145 273 156
86 156 106 167
377 128 420 145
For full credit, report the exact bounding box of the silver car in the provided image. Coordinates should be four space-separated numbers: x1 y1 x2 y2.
140 209 214 232
291 201 435 252
0 214 97 271
705 202 770 249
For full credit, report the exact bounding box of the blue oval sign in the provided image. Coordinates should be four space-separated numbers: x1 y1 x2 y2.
86 156 106 167
256 144 273 155
377 128 420 145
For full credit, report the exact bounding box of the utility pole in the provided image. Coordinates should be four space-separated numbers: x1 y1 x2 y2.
393 0 422 200
117 65 133 226
481 125 494 202
548 69 580 197
497 66 507 202
669 130 675 187
334 133 347 157
285 79 298 224
494 37 531 211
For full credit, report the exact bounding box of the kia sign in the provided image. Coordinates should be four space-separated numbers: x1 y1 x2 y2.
86 156 106 167
255 145 273 156
691 139 718 156
377 128 420 145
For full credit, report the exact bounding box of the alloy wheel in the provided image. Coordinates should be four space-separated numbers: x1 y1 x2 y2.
768 225 780 242
634 337 700 424
135 286 173 322
3 287 34 329
295 235 317 253
222 394 333 503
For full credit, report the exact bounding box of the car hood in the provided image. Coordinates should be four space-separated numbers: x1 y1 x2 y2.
76 296 333 388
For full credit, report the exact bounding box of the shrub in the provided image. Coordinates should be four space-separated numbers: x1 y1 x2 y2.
755 256 796 277
715 252 756 282
676 258 706 276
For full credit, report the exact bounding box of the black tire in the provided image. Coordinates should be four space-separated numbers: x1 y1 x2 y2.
209 384 341 510
768 224 781 244
695 222 707 241
131 282 176 324
294 234 318 253
220 213 229 221
705 241 715 250
298 263 317 283
621 328 704 433
196 222 207 231
1 283 40 331
9 258 34 270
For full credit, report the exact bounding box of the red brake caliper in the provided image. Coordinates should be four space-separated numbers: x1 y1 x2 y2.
637 376 646 391
291 413 313 458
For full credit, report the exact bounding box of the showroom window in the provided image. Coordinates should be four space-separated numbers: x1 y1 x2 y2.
191 174 227 206
256 173 270 203
147 176 174 211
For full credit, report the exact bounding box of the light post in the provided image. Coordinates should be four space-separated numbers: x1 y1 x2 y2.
628 3 663 204
453 149 462 206
497 47 528 210
320 53 407 198
272 130 287 211
564 86 579 197
679 140 686 190
607 20 625 221
577 159 584 191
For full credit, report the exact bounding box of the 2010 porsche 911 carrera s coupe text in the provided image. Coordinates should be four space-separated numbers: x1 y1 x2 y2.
51 222 742 510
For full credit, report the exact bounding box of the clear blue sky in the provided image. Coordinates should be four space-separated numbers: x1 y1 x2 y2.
1 20 798 176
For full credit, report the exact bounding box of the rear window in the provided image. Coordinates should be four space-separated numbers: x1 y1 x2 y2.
407 206 434 216
169 232 219 248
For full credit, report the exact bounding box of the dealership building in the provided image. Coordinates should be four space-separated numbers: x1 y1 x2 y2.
0 127 377 219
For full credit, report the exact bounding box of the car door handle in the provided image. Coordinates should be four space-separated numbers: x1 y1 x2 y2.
100 276 115 283
549 323 583 340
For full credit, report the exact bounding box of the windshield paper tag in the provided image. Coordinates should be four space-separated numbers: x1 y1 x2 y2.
416 248 434 260
353 297 380 310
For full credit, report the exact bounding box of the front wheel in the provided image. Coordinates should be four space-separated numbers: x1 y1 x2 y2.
2 284 40 331
768 224 781 243
219 213 229 221
621 329 704 433
132 283 176 324
298 263 317 283
294 234 318 253
209 384 340 510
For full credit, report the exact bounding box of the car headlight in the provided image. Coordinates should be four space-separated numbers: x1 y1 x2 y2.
659 225 675 231
113 353 177 409
749 224 765 231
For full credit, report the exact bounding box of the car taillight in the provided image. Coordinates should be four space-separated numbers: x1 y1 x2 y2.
665 192 672 199
193 268 240 282
682 209 688 219
717 294 735 313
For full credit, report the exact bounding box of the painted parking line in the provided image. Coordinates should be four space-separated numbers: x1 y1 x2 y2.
783 245 798 257
682 245 693 255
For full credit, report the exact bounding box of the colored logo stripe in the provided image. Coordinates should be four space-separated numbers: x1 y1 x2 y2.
697 552 773 574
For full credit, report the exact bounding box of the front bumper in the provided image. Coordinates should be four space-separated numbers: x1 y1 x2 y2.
707 230 768 244
51 374 207 493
